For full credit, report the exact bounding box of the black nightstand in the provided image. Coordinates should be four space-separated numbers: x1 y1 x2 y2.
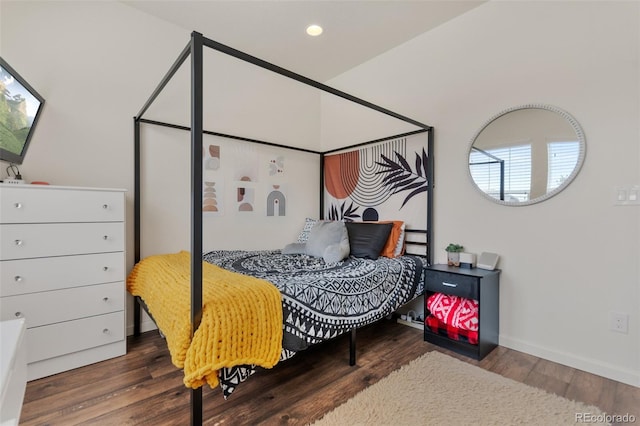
423 264 500 360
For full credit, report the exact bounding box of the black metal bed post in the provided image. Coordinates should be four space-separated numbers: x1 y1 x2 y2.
132 36 190 340
349 328 357 366
190 31 204 426
319 154 325 219
136 43 191 120
499 160 505 201
133 117 141 336
427 128 434 266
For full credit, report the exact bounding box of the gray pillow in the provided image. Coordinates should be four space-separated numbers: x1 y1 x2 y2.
282 242 307 255
305 221 350 263
322 238 350 264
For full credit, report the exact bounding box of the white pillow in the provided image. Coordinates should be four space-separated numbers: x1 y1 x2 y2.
394 223 406 257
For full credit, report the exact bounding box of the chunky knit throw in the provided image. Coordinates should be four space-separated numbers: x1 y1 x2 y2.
127 251 282 389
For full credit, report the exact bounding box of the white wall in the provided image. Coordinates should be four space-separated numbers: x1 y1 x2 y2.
1 0 321 334
326 1 639 386
1 0 187 334
139 125 320 256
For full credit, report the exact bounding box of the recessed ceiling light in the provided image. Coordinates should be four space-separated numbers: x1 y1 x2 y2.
306 24 323 36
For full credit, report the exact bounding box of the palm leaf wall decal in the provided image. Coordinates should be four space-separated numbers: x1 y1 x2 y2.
327 201 360 221
375 148 429 208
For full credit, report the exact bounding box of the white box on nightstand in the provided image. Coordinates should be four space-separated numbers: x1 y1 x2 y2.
459 252 476 268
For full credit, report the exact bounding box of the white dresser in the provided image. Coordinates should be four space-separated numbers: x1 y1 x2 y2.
0 184 126 381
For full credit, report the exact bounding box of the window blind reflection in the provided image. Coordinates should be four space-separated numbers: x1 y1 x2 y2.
547 141 580 192
470 144 531 202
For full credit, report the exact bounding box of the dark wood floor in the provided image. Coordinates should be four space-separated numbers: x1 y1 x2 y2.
20 319 639 425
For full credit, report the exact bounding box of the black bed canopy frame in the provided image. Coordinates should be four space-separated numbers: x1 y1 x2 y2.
133 31 433 425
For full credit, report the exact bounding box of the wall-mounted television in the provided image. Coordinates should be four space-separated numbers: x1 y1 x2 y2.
0 57 45 165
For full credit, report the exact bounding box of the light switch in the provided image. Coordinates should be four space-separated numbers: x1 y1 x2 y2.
615 185 640 205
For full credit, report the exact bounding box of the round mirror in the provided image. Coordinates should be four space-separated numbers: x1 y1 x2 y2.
468 104 586 206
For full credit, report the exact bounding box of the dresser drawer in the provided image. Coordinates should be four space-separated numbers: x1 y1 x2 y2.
0 222 124 260
0 187 124 224
26 312 124 364
425 270 479 300
1 282 124 327
0 252 124 296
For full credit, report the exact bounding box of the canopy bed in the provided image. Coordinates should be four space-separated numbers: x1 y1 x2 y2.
131 31 433 424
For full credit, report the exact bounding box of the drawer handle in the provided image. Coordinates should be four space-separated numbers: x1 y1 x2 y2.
102 204 109 209
103 235 109 240
14 276 23 283
103 297 109 302
14 239 23 246
442 282 458 288
103 328 110 334
103 266 109 271
14 202 22 209
15 312 22 318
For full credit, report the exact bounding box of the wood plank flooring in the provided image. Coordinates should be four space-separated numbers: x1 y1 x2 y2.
20 319 640 425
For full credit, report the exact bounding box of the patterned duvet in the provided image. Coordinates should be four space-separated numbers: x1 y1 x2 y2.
203 249 426 397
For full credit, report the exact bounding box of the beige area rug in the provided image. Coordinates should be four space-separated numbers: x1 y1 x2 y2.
313 351 609 426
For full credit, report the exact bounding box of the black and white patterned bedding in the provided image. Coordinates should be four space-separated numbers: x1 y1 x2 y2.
202 249 426 397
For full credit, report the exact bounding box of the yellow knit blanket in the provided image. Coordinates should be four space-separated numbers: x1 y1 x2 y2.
126 251 282 389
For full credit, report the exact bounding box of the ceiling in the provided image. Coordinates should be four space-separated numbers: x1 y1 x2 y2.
122 1 485 82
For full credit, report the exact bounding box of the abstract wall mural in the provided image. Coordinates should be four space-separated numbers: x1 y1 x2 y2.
266 184 286 216
204 144 221 171
268 155 285 176
203 143 223 215
324 133 429 227
202 136 296 218
376 146 429 209
203 181 220 214
236 184 255 212
232 145 259 182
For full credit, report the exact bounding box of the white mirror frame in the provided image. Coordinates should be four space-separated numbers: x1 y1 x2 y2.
467 104 586 206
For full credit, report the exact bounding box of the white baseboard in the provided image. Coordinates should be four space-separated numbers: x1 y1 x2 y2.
126 319 157 336
500 335 640 388
397 318 424 331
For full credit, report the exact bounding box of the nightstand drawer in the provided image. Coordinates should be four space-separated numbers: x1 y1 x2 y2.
425 270 478 300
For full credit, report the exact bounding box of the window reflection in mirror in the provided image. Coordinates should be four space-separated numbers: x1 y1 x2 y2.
468 105 585 206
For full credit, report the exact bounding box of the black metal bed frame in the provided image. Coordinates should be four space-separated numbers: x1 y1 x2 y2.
133 31 433 425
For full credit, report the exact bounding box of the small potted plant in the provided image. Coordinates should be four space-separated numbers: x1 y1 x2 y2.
445 243 464 266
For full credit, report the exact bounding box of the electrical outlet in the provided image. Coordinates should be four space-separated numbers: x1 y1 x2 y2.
610 312 629 334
